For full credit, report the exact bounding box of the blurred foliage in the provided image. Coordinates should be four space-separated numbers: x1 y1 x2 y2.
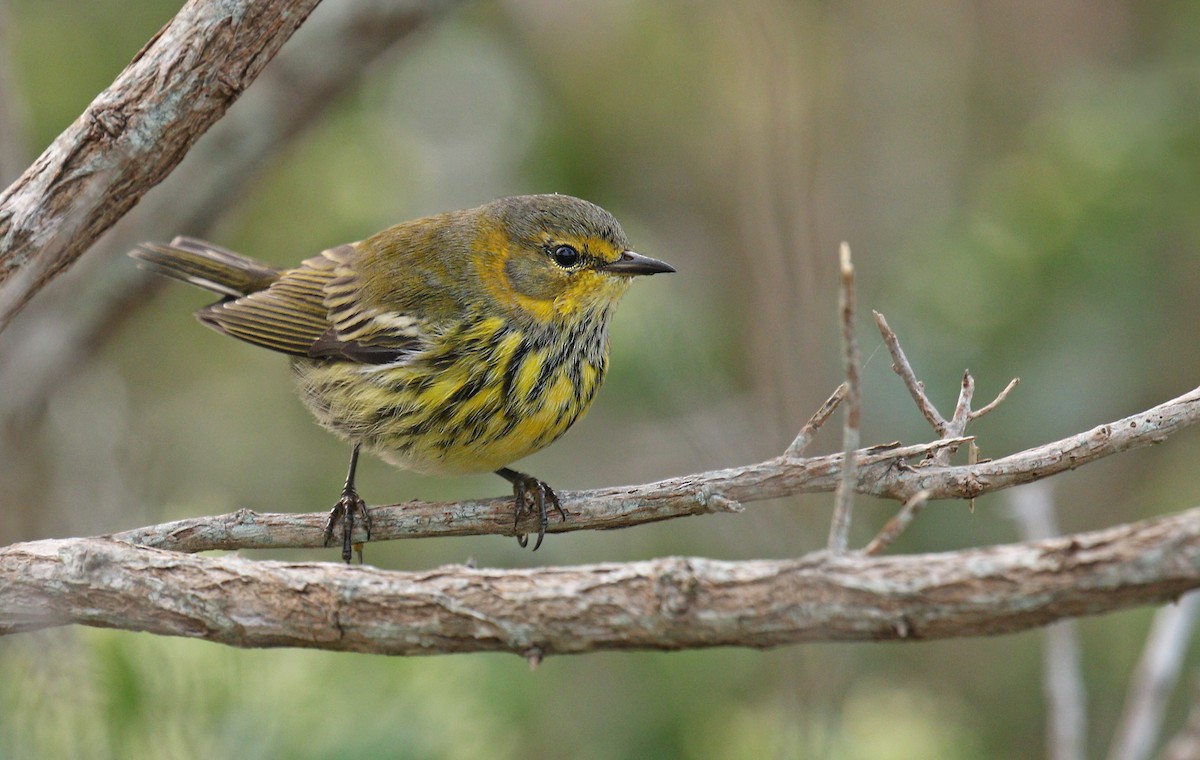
4 0 1200 758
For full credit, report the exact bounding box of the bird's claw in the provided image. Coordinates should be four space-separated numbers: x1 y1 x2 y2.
509 476 565 551
323 486 371 563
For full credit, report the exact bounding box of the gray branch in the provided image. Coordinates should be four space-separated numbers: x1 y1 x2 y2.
4 504 1200 654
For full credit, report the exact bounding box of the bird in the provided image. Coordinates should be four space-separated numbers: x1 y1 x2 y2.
131 194 675 562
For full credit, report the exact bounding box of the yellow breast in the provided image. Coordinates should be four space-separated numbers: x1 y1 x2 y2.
291 312 610 475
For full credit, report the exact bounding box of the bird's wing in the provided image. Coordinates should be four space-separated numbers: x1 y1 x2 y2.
197 245 425 363
308 244 428 363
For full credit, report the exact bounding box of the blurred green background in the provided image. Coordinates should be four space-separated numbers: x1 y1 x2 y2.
3 0 1200 758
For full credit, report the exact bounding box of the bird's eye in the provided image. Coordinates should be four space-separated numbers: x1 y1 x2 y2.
550 244 580 268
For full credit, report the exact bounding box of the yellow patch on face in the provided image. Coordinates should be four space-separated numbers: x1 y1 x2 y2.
556 268 631 316
475 227 630 324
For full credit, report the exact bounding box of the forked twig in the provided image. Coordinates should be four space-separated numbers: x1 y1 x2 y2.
873 310 1019 464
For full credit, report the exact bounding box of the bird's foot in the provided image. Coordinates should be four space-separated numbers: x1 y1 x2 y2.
497 468 565 551
323 484 371 563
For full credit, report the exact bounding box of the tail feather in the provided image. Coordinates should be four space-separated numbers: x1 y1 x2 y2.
130 237 282 298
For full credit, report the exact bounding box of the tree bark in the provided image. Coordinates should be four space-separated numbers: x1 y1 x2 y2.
4 505 1200 655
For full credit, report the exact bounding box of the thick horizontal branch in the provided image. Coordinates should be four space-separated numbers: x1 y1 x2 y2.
6 505 1200 653
111 383 1200 554
0 0 323 328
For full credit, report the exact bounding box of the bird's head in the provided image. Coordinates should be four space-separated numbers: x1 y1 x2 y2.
473 194 674 324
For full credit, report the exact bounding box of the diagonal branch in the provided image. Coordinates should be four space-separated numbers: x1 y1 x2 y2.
1106 591 1200 760
6 504 1200 653
0 0 324 330
874 309 946 432
0 0 458 423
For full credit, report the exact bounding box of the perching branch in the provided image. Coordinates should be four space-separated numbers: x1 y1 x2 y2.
5 504 1200 653
98 381 1200 554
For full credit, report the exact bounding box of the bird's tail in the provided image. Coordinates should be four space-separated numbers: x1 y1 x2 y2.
130 237 282 298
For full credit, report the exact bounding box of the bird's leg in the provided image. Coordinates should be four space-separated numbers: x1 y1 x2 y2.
495 467 566 551
323 443 371 563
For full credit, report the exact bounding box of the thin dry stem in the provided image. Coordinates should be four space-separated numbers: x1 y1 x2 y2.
862 490 931 556
971 377 1021 420
828 243 861 553
786 383 847 457
873 310 947 433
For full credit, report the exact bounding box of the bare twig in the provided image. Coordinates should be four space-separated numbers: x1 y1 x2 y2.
6 505 1200 652
0 0 325 330
872 312 1020 450
862 490 931 556
828 243 861 553
1010 482 1087 760
1107 591 1200 760
951 371 975 431
785 383 847 457
874 309 947 433
971 377 1021 420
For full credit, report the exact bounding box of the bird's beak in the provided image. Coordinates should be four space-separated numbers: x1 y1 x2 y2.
601 250 676 276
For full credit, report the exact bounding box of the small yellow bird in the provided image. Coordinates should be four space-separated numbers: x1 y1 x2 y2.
132 194 674 561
